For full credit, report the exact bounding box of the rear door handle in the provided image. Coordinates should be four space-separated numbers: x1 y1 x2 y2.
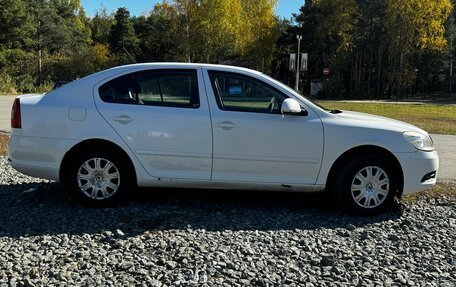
113 115 133 124
215 121 235 131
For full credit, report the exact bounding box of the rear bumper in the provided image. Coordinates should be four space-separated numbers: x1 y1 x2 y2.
394 150 439 195
8 135 77 181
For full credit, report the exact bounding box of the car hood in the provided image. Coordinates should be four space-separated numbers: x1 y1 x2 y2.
335 111 428 135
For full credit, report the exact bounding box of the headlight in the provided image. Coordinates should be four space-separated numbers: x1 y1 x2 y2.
403 131 434 151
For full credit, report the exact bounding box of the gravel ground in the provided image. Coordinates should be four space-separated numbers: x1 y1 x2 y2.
0 157 455 287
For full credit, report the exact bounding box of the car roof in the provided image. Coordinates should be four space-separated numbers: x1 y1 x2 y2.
105 62 263 75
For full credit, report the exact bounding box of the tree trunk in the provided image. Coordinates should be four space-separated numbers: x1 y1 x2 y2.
367 43 373 98
376 48 383 100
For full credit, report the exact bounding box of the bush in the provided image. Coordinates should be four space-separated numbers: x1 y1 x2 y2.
0 72 17 94
35 81 53 94
15 74 36 93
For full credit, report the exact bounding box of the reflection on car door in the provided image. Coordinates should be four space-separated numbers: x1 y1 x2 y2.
94 68 213 180
203 69 324 184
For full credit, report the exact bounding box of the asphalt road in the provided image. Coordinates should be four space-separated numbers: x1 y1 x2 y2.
0 95 454 181
0 95 15 133
432 134 456 182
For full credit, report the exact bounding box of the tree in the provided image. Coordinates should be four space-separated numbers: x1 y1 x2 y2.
0 0 35 50
0 0 36 92
270 18 296 86
385 0 452 98
135 3 183 62
242 0 279 71
196 0 246 62
91 8 114 45
172 0 278 69
32 0 91 54
173 0 244 62
109 7 139 62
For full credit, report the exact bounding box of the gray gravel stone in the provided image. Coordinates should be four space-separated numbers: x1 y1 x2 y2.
346 224 356 231
388 234 400 242
0 156 454 286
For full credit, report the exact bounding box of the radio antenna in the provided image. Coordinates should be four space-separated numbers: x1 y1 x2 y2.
123 47 137 64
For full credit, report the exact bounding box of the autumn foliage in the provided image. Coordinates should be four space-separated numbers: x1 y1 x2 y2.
0 0 454 99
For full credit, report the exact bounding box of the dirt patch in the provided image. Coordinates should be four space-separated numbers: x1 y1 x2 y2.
403 181 456 202
0 133 8 156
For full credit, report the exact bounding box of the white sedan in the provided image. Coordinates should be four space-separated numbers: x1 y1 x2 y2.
8 63 439 215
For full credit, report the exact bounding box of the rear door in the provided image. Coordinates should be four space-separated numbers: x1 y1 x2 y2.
94 68 213 180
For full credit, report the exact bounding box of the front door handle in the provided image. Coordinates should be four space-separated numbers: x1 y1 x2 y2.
215 121 235 131
113 115 133 124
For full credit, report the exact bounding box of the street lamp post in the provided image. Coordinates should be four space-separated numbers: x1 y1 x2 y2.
295 35 303 91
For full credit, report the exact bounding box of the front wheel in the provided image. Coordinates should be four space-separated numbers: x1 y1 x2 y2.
334 155 397 215
69 150 134 206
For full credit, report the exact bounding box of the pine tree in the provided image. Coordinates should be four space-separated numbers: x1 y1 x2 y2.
109 7 139 61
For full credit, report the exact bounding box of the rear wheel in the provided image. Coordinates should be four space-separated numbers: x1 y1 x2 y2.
334 155 397 215
69 150 133 206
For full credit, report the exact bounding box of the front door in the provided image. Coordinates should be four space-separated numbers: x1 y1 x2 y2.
203 69 324 184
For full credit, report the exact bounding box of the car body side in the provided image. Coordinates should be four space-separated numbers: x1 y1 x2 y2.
8 63 438 195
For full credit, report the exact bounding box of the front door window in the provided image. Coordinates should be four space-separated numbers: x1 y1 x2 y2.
208 71 288 114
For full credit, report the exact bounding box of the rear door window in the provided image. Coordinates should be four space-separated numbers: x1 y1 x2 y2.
99 69 200 108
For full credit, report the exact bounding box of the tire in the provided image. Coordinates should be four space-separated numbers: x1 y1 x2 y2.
68 149 134 207
333 155 397 216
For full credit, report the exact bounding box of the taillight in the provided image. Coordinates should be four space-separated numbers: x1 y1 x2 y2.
11 98 21 129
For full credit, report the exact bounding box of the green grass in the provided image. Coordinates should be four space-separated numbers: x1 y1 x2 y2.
319 101 456 135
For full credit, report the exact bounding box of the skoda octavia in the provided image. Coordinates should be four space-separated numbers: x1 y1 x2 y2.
8 63 439 215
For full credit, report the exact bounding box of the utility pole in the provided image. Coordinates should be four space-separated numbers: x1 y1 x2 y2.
295 35 302 91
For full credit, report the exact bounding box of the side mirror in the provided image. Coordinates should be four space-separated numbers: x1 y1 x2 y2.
281 98 302 115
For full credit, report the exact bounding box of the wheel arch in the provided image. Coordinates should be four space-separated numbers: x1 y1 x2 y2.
326 145 404 197
59 138 137 186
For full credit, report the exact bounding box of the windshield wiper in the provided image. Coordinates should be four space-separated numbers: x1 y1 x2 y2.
329 109 343 114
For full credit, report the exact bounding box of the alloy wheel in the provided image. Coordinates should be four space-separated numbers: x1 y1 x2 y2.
350 166 390 209
77 158 121 200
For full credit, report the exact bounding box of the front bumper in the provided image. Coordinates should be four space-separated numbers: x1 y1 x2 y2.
394 150 439 195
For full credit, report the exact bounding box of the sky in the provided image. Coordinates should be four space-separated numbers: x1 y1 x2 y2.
81 0 304 19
